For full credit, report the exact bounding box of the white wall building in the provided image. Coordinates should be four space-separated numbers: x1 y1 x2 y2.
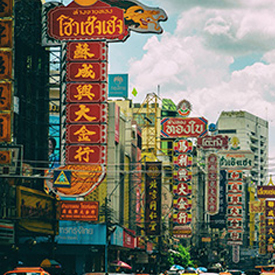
216 110 269 186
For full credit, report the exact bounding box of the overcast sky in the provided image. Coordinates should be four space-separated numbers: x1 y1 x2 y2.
107 0 275 178
52 0 275 179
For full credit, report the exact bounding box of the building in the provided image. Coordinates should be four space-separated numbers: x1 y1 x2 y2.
217 110 269 186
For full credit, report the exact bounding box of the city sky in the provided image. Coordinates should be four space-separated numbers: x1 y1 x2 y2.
48 0 275 179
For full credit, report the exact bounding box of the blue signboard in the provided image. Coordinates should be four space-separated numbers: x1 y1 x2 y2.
56 221 106 245
108 74 128 98
111 225 123 246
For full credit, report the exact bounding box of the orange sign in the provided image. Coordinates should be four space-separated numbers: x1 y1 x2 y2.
0 112 11 142
58 201 99 221
0 0 13 17
0 20 13 48
0 51 12 79
0 81 12 110
0 149 11 164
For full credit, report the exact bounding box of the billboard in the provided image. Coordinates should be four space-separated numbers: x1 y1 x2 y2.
108 74 128 98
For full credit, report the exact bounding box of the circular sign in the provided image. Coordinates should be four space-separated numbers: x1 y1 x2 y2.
74 0 98 6
177 99 192 117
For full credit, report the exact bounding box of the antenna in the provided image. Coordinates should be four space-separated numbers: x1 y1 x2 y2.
157 85 160 96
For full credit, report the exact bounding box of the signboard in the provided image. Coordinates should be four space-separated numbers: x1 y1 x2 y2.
173 225 192 238
45 164 106 197
0 20 12 48
145 162 161 236
206 153 219 215
0 113 11 142
197 135 228 150
0 81 12 110
53 170 71 188
0 0 13 17
66 124 107 144
173 182 192 197
219 150 254 170
66 83 107 103
0 50 12 79
66 62 107 82
0 145 22 175
47 2 128 41
173 139 193 153
66 144 107 164
67 41 107 61
58 201 99 221
66 103 107 123
17 186 57 235
108 74 128 98
161 117 208 138
257 186 275 199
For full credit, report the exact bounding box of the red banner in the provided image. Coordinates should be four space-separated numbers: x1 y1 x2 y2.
66 145 107 164
67 41 107 61
161 117 208 138
67 83 107 103
47 2 128 41
66 124 107 144
66 103 107 123
66 62 107 82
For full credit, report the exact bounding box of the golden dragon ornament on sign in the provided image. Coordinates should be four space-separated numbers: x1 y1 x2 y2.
74 0 168 34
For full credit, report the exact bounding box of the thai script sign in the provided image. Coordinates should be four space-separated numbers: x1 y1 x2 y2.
47 2 128 41
161 117 208 138
257 186 275 199
145 162 161 236
218 150 254 170
249 200 265 213
58 201 99 221
108 74 128 98
197 135 228 150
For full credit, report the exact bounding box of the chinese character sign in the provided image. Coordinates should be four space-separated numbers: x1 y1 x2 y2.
145 162 161 236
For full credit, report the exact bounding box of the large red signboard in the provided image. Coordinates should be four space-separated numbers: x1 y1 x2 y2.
66 103 107 123
161 117 208 138
66 62 107 82
67 41 107 61
197 135 228 150
66 124 107 144
66 144 107 164
47 2 128 41
66 83 107 103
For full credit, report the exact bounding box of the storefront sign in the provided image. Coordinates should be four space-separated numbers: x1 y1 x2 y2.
197 135 228 150
0 0 13 17
47 2 128 41
67 41 107 61
123 228 136 249
206 154 219 215
173 139 193 153
108 74 128 98
0 220 14 244
0 20 12 47
17 186 57 235
66 124 107 144
66 83 107 103
0 50 12 79
0 112 11 142
219 150 254 170
257 186 275 199
66 144 107 164
145 162 161 236
66 62 107 82
59 201 99 221
66 103 107 123
56 221 106 245
0 81 12 110
161 117 208 138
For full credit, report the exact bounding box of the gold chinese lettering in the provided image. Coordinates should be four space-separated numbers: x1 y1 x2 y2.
74 43 95 59
74 146 95 162
75 104 96 122
75 64 96 79
75 84 95 100
74 125 96 142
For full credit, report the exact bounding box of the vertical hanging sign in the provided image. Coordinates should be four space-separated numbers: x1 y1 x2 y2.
145 162 161 236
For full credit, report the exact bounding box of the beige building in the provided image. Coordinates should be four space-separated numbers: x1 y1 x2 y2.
217 110 269 186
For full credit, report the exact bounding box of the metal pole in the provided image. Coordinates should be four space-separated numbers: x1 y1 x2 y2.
105 197 108 274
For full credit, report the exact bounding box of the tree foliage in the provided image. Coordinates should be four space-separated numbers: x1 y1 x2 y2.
168 244 194 268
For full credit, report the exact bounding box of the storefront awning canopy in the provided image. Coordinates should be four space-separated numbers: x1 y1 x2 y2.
41 259 61 268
